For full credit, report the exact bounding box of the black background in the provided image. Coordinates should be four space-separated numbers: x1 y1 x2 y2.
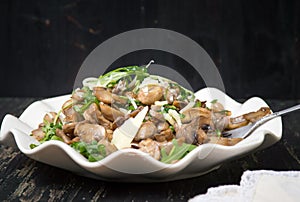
1 0 299 99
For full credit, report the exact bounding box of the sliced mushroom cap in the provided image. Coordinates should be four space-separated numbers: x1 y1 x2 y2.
227 115 248 129
96 113 113 130
176 117 200 144
31 128 45 141
181 107 211 124
62 122 77 136
165 87 180 104
93 87 114 104
56 129 72 144
98 138 117 155
211 113 230 131
197 128 208 144
134 121 158 141
157 121 170 132
74 122 106 143
149 108 170 133
208 136 243 146
149 109 164 121
227 107 271 130
93 87 127 105
71 89 85 102
126 106 144 118
99 103 124 122
83 103 102 124
81 103 113 129
112 94 128 105
44 112 60 124
138 138 161 160
154 128 174 142
137 85 163 105
173 100 188 110
243 107 271 122
62 100 83 123
181 107 211 129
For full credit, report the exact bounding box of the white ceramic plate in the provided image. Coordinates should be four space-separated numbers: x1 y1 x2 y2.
0 88 282 182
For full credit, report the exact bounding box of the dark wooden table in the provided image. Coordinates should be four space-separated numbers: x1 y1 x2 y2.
0 98 299 201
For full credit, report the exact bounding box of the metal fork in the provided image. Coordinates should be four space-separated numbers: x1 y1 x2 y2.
222 104 300 139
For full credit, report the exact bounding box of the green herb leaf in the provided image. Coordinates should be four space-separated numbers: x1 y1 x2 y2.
169 125 175 132
162 104 177 113
216 129 221 137
211 99 218 104
50 135 63 141
160 139 196 164
215 110 230 116
71 141 107 162
73 87 99 114
127 99 143 111
194 100 202 108
98 66 149 88
30 144 38 149
40 121 62 143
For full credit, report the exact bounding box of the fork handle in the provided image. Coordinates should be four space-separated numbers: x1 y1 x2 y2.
276 104 300 116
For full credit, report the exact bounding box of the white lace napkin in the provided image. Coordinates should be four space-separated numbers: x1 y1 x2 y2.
189 170 300 202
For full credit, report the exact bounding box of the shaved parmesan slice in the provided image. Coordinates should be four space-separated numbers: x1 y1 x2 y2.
111 106 149 149
163 113 175 126
154 100 168 106
129 98 138 109
168 109 182 127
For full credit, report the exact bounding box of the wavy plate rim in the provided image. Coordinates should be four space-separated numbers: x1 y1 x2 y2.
0 87 282 182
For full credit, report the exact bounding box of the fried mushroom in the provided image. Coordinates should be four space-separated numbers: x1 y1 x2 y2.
137 85 163 105
74 122 106 143
134 121 157 141
99 103 124 122
138 138 161 160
